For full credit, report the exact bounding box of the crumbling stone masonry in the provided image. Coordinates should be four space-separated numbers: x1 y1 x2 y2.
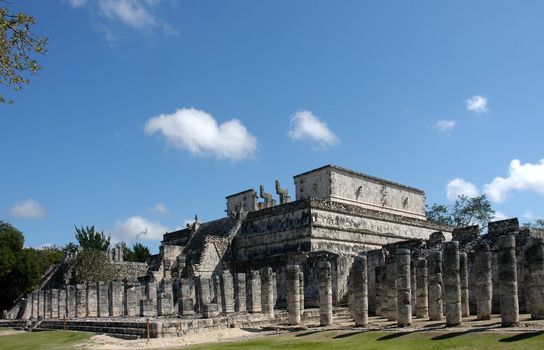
287 265 301 325
525 237 544 319
428 251 443 321
352 256 368 326
497 234 519 326
319 260 332 326
475 243 492 320
247 271 262 313
386 258 397 321
459 253 469 317
443 241 462 327
220 271 235 314
261 268 275 316
234 273 246 313
415 258 428 319
396 249 411 326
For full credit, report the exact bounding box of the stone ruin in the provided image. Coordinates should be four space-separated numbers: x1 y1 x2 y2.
2 164 544 338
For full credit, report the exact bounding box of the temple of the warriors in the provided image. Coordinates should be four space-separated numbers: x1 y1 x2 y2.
2 164 544 338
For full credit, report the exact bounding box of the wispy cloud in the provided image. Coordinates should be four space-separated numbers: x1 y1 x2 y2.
288 110 339 149
150 202 168 215
68 0 174 37
465 95 489 113
145 107 257 161
9 199 47 220
484 159 544 202
113 216 170 241
434 120 457 132
446 178 479 201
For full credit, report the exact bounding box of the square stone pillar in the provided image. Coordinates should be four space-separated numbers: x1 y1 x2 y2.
196 277 212 313
220 270 235 314
124 280 140 317
86 282 98 317
44 289 52 318
97 282 110 317
51 289 59 318
31 291 38 319
247 271 262 313
234 273 246 312
110 281 123 317
58 289 66 318
287 265 301 325
38 290 45 318
178 278 194 316
76 284 87 318
213 275 223 314
66 285 76 318
158 279 174 316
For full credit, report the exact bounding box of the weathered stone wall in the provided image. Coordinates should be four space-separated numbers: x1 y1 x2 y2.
294 165 426 219
112 262 148 280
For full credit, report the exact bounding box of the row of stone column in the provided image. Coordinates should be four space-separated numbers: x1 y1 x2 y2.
372 235 544 327
27 267 279 320
29 279 174 319
184 268 277 319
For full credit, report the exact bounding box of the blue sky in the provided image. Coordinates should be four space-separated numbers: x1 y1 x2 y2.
2 1 544 252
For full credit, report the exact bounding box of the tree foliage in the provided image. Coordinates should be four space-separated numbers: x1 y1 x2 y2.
0 221 41 311
522 218 544 231
123 242 151 263
69 249 115 284
75 225 110 252
0 3 47 104
426 195 496 230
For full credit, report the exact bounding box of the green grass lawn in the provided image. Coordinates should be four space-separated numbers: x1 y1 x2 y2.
187 329 544 350
0 330 91 350
0 329 543 350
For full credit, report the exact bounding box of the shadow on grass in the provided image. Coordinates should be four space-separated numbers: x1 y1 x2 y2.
377 332 411 341
499 331 544 342
295 331 323 337
431 329 485 341
333 331 363 339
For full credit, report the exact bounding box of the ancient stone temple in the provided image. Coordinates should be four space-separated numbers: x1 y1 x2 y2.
5 164 544 339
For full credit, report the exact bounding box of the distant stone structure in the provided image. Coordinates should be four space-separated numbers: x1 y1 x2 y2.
4 165 544 339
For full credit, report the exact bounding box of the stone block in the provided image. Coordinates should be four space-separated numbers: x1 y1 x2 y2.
202 303 220 318
247 271 262 313
97 282 110 317
110 281 123 317
141 299 157 317
86 282 98 317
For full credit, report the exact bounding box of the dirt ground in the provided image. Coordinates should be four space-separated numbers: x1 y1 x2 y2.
79 313 544 349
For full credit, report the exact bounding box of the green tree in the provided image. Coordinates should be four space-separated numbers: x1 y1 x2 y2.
75 225 110 251
69 249 115 284
522 218 544 230
123 242 151 263
0 221 40 311
426 195 496 231
0 3 47 104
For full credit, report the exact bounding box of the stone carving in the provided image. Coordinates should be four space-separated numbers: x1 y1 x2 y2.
259 185 276 209
275 180 291 204
475 243 492 320
287 265 301 325
352 256 368 326
415 258 428 319
427 251 443 321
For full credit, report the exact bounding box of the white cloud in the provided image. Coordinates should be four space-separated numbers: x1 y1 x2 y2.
113 216 170 241
9 199 47 220
150 202 168 215
484 159 544 202
288 110 339 148
68 0 171 34
144 108 257 161
523 210 534 220
434 120 457 132
465 95 489 113
446 178 479 201
98 0 156 29
492 211 509 221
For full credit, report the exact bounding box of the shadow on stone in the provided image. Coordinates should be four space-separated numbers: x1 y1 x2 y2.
377 331 411 341
499 331 544 343
240 327 264 333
